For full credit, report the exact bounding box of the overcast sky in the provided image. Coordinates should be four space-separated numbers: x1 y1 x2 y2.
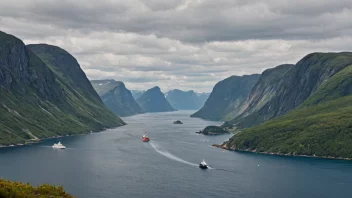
1 0 351 92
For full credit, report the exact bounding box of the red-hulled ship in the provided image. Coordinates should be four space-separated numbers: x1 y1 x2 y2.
142 133 150 142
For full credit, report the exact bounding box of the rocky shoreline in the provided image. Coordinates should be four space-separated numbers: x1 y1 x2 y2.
212 144 352 161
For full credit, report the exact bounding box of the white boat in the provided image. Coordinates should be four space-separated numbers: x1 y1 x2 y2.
199 159 208 169
52 141 66 149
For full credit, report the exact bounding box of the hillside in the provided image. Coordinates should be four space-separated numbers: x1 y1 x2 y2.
0 179 73 198
91 80 143 117
230 52 352 128
224 56 352 158
166 89 202 110
0 31 124 146
191 74 260 121
137 86 175 112
226 64 294 122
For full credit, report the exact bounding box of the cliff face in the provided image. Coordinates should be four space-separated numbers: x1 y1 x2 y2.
0 31 124 145
231 52 352 128
91 80 143 117
227 64 294 124
225 53 352 158
165 89 202 110
137 86 175 112
191 74 260 121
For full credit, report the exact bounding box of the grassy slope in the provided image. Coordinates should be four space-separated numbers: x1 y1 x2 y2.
226 65 352 158
0 179 73 198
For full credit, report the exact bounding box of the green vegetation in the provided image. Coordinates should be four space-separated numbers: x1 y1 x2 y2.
200 126 229 135
0 31 124 146
0 179 73 198
226 64 352 158
226 95 352 158
230 53 352 128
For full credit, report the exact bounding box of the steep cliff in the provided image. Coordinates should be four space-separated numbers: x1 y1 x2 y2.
226 64 294 123
231 52 352 128
224 53 352 158
91 80 143 117
0 31 124 145
191 74 260 121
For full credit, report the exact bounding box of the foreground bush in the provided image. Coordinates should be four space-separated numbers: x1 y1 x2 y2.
0 179 73 198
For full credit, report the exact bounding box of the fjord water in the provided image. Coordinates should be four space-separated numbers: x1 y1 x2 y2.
1 111 352 198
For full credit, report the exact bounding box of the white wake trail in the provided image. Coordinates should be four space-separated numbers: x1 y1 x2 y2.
149 142 199 167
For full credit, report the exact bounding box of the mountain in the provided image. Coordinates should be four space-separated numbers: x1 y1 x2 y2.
225 64 294 122
137 86 175 112
197 92 210 107
91 80 143 117
230 52 352 128
191 74 260 121
165 89 202 110
224 52 352 158
131 90 145 100
0 31 124 145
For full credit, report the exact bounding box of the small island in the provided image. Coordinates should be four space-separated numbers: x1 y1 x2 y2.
173 120 183 124
196 126 229 135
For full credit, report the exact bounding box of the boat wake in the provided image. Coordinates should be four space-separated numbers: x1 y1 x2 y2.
150 142 200 168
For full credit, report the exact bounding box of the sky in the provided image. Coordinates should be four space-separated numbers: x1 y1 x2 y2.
1 0 352 92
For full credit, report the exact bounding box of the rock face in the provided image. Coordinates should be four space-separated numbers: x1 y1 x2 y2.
137 86 175 112
91 80 143 117
191 74 260 121
0 31 124 145
231 53 352 128
225 52 352 158
166 89 202 110
227 64 294 125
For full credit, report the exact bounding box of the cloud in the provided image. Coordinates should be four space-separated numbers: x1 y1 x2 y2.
0 0 351 92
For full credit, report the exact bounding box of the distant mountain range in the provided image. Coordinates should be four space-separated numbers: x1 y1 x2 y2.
91 80 143 117
202 52 352 159
165 89 208 110
137 86 175 112
0 31 124 145
131 90 145 100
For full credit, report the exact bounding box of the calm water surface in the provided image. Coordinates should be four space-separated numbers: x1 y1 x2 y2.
1 111 352 198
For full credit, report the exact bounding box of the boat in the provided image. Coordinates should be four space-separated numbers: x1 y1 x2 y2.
142 133 150 142
199 159 208 169
52 141 66 149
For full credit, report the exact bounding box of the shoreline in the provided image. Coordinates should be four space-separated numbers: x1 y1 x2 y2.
212 144 352 161
0 125 126 149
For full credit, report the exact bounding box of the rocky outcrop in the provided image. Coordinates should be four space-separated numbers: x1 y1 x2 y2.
196 126 229 135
